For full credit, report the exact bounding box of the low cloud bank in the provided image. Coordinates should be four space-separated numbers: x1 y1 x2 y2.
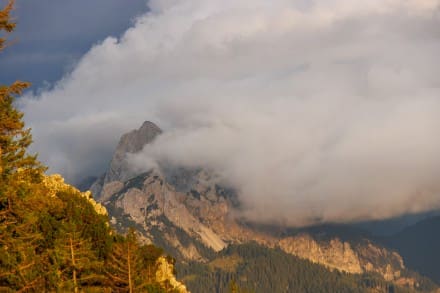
21 0 440 225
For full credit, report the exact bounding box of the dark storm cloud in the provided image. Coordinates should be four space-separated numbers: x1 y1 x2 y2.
0 0 148 88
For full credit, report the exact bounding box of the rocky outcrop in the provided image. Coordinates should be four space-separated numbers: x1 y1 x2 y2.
43 173 107 216
357 242 405 280
155 256 189 293
105 170 228 259
278 235 363 274
277 234 409 284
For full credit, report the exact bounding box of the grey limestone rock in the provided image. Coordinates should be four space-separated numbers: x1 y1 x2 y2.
92 121 162 200
105 121 162 183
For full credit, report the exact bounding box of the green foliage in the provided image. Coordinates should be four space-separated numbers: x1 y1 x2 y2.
50 230 104 291
0 4 47 290
0 172 169 291
0 0 44 181
105 229 163 292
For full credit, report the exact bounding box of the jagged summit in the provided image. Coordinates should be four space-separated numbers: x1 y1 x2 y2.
117 121 162 155
90 121 162 199
106 120 162 181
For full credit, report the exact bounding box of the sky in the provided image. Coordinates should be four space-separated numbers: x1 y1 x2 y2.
0 0 148 89
7 0 440 226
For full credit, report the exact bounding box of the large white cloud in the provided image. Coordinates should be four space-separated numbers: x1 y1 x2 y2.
21 0 440 225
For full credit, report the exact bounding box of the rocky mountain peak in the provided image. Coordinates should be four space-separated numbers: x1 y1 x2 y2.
108 121 161 178
90 121 162 199
116 121 162 155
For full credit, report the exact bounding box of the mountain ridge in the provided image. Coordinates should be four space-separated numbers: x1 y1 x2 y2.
89 120 439 292
382 215 440 284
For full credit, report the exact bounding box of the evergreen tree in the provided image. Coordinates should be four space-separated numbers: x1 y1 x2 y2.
51 228 104 292
0 0 44 182
105 230 142 292
105 229 167 292
0 3 47 290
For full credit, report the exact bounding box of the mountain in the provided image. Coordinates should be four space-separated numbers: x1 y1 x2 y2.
90 120 162 199
353 211 440 237
383 216 440 285
89 121 439 292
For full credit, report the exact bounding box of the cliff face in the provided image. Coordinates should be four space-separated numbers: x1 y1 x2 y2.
90 121 429 288
278 234 410 284
90 121 162 201
101 170 417 285
279 235 363 274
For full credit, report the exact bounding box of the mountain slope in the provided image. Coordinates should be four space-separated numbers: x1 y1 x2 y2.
178 243 434 293
90 121 439 292
384 216 440 284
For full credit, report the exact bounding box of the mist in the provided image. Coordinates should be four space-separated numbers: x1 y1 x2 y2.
20 0 440 225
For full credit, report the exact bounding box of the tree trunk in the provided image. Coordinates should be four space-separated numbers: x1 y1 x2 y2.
128 244 133 293
70 237 78 293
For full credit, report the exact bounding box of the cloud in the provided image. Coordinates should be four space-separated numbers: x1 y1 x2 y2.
20 0 440 225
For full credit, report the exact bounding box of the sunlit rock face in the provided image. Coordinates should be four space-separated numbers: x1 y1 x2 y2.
278 235 406 280
43 173 107 216
89 121 419 287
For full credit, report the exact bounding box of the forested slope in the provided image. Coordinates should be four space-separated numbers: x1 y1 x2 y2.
177 243 437 293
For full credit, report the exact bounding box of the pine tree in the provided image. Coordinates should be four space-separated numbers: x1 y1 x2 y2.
105 229 165 292
0 0 44 181
0 2 48 290
51 228 104 292
0 0 14 52
0 0 44 231
105 230 140 292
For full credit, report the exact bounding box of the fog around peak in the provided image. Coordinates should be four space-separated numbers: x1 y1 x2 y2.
21 0 440 225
